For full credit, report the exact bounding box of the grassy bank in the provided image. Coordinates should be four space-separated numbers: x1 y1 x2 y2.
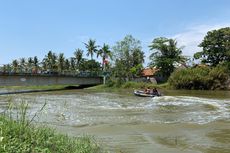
88 81 169 92
0 115 104 153
0 102 106 153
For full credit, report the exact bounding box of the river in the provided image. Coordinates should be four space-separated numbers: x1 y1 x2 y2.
0 89 229 153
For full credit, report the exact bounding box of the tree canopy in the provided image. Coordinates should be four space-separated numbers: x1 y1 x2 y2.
149 37 185 80
194 27 230 66
112 35 144 81
84 39 98 60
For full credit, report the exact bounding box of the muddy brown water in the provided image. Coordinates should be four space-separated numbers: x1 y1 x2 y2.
0 89 229 153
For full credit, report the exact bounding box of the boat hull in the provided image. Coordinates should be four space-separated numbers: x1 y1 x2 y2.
133 90 156 97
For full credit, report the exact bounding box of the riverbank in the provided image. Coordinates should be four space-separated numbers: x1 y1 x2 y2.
88 81 169 92
87 82 230 99
0 111 106 153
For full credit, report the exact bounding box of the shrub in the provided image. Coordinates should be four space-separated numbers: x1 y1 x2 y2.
168 65 229 90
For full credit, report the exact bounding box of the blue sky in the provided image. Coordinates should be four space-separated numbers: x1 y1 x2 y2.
0 0 230 65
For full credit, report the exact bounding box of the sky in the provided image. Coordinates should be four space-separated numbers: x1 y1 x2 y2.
0 0 230 65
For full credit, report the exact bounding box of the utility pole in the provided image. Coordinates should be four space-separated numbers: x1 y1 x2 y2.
103 60 106 85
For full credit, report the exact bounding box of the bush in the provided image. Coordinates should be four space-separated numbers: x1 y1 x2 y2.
168 65 229 90
106 78 125 88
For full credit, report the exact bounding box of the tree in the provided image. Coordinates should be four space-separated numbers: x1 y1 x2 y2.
70 57 76 71
84 39 98 59
112 35 145 81
19 58 26 72
64 59 70 71
149 37 185 80
42 51 57 72
79 59 101 72
2 64 11 72
57 53 65 74
27 57 34 73
97 44 112 71
33 56 39 73
12 59 19 73
194 27 230 66
74 48 83 67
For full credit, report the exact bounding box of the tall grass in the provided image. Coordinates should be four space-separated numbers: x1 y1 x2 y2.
0 100 106 153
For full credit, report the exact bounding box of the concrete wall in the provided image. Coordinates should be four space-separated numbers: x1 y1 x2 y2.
0 75 103 86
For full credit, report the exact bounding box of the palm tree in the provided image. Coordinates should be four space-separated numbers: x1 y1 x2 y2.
74 48 83 67
97 44 112 70
27 57 34 73
42 51 57 73
84 39 98 60
42 51 52 71
57 53 65 74
51 52 57 72
149 37 185 79
64 59 70 71
12 59 19 73
2 64 10 73
33 56 39 73
70 57 76 71
19 58 26 72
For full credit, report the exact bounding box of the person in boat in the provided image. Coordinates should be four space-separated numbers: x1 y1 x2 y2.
151 87 160 96
144 87 151 94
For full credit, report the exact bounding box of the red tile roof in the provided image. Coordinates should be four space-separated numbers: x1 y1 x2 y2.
141 68 159 76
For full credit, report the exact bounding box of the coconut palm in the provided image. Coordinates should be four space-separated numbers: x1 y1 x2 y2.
12 59 19 73
74 48 83 67
33 56 39 73
64 59 70 71
97 44 112 70
19 58 26 72
27 57 34 73
57 53 65 74
42 51 57 73
84 39 98 60
149 37 185 79
70 57 76 71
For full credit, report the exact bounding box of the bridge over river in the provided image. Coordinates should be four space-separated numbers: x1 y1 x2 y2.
0 72 103 86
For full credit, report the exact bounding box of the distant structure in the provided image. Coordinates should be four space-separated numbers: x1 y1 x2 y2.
141 67 159 84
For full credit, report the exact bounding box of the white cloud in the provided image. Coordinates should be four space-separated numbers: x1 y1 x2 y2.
172 23 230 57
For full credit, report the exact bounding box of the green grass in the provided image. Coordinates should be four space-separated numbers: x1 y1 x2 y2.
0 101 106 153
0 116 104 153
86 82 169 97
89 81 169 91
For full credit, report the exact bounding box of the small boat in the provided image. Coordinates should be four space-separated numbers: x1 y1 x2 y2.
134 90 160 97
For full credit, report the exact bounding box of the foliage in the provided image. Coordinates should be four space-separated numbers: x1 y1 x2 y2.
12 59 19 73
0 101 105 153
84 39 98 60
74 48 84 67
168 65 229 90
97 44 112 71
79 59 101 72
57 53 65 73
42 51 58 72
194 27 230 66
149 37 186 80
112 35 145 81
